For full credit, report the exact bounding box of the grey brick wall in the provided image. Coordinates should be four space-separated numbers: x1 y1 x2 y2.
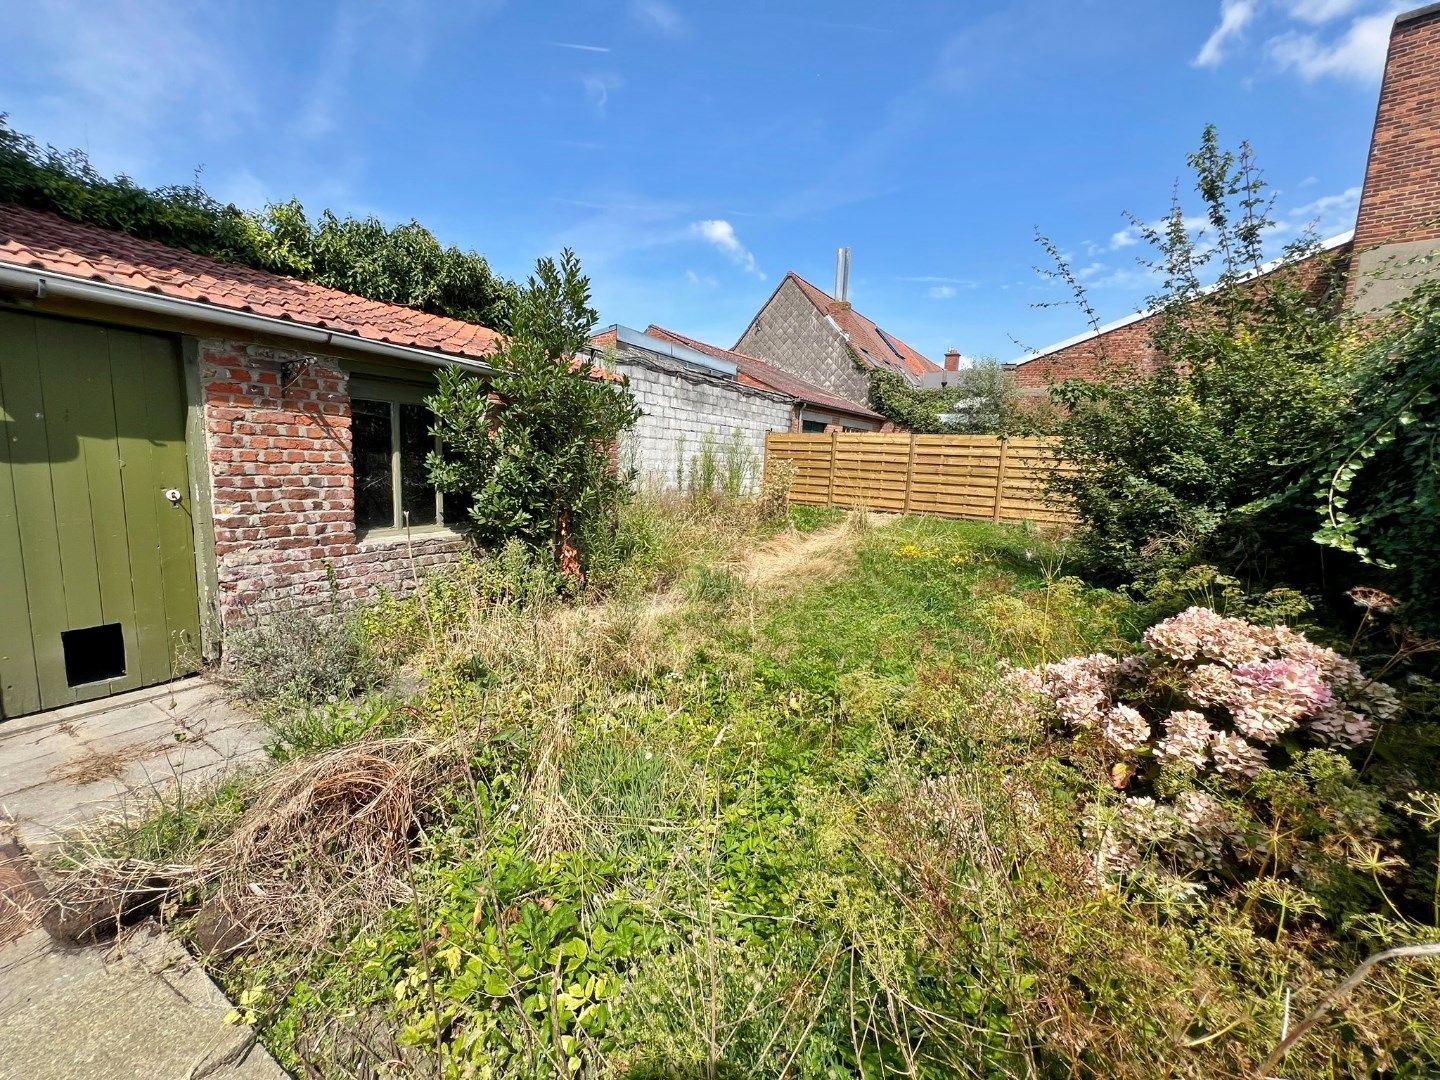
735 277 870 406
615 344 793 492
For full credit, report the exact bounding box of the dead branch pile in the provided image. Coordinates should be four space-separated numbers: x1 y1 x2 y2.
48 736 461 954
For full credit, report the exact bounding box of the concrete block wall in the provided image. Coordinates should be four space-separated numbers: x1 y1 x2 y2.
735 277 871 406
200 338 469 624
614 345 793 492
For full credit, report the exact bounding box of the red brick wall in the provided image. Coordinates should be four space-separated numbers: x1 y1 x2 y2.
1353 6 1440 255
1011 313 1162 388
1011 245 1349 388
200 339 469 625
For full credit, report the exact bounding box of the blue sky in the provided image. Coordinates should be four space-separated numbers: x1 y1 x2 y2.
1 0 1402 362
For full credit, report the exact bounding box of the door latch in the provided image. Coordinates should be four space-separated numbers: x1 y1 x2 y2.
163 488 184 505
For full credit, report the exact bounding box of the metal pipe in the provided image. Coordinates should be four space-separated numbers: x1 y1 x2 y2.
0 264 496 375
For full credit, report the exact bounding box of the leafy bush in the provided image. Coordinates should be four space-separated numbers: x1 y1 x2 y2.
1013 607 1402 920
868 359 1019 433
1041 127 1356 584
222 605 385 708
1313 278 1440 634
427 250 640 571
0 116 516 327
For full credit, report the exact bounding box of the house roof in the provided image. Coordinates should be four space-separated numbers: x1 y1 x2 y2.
0 204 503 363
770 271 941 381
645 324 886 421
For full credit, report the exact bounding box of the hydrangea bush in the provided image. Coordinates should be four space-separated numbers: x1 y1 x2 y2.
1012 607 1401 909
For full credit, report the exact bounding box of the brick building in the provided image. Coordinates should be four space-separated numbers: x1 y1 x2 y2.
0 205 504 719
588 324 884 492
1008 2 1440 390
734 257 943 409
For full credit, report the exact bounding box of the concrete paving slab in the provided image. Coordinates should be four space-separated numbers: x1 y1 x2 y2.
0 925 287 1079
0 677 271 852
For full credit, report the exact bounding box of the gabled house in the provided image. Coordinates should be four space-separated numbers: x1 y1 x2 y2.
0 205 501 719
588 323 884 492
734 253 943 409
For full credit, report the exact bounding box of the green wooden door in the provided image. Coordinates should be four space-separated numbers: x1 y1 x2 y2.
0 312 200 719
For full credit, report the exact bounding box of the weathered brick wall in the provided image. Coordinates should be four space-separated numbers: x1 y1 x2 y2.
1010 314 1161 389
614 343 794 491
199 339 469 625
1350 6 1440 310
1011 245 1349 388
735 277 870 406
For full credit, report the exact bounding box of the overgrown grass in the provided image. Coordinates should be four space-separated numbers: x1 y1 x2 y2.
48 499 1440 1078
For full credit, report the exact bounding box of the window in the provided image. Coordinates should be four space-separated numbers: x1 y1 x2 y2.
351 382 470 536
802 419 828 433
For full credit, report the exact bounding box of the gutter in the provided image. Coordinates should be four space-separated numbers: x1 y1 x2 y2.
0 264 496 375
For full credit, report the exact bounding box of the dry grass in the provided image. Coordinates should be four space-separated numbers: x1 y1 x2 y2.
49 737 175 785
47 736 459 952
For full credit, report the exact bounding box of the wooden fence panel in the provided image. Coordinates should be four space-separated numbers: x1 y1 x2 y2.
764 432 1074 525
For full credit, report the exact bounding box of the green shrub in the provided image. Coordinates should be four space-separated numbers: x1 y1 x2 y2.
223 605 385 708
427 251 640 569
1312 278 1440 635
1040 127 1356 585
0 116 515 327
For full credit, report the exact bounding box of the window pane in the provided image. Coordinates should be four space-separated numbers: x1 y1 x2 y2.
398 403 438 527
352 399 394 532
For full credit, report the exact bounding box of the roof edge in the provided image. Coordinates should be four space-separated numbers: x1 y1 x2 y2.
0 262 495 374
1008 230 1355 368
1397 2 1440 26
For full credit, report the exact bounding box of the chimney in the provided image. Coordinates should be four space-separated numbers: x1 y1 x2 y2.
833 247 851 308
1350 6 1440 310
944 348 961 372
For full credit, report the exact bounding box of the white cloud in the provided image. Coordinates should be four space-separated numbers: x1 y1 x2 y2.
1195 0 1259 68
630 0 688 36
1268 8 1400 80
689 219 765 278
1110 227 1139 248
582 74 623 112
684 269 719 288
927 284 957 299
3 0 257 177
547 41 611 53
1283 0 1368 23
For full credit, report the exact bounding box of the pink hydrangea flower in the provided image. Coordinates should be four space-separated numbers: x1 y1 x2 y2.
1156 710 1214 768
1100 705 1151 753
1143 607 1273 667
1210 731 1267 778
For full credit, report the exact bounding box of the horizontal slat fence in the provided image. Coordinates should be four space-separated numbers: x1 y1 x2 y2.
765 432 1075 526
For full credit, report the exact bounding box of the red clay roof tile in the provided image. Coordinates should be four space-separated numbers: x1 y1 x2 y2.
0 204 503 362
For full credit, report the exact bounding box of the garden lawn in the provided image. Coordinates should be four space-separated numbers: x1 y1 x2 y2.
53 506 1440 1079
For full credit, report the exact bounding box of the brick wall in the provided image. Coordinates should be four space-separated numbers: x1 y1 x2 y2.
615 343 794 491
735 277 871 406
1350 5 1440 310
1010 245 1349 388
199 338 469 625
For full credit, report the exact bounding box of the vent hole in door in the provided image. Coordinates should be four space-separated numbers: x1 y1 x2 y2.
62 624 127 686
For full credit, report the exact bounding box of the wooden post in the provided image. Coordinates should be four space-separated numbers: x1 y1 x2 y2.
762 430 770 490
827 430 839 506
992 439 1009 522
903 433 916 514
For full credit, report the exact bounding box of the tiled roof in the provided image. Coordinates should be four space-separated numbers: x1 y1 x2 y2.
645 325 885 421
0 205 502 362
781 272 940 381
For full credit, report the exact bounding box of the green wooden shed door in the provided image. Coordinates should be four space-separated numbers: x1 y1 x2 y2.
0 311 200 719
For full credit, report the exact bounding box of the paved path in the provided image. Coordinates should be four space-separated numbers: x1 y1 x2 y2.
0 677 269 851
0 678 286 1078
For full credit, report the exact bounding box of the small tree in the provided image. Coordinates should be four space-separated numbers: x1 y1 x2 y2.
426 250 639 571
1039 127 1356 584
868 360 1019 434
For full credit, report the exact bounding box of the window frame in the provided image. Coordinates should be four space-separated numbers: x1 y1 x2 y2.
350 377 465 540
